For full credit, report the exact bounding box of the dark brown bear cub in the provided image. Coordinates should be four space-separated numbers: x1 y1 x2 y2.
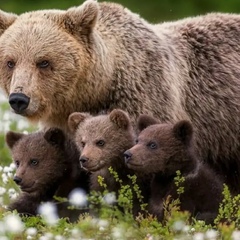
6 128 89 220
124 115 224 224
68 109 150 215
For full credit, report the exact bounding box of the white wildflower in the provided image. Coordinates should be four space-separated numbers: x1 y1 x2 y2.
112 225 125 239
3 166 11 173
98 219 109 231
17 119 30 130
0 221 6 234
69 188 87 207
193 232 205 240
4 214 24 233
0 237 8 240
232 230 240 240
55 235 65 240
205 229 218 239
0 187 6 196
2 174 8 184
38 202 58 225
9 163 16 171
103 192 116 205
172 220 185 232
26 227 37 236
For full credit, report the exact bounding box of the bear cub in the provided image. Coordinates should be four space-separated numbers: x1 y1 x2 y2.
68 109 150 215
124 115 224 224
6 128 90 220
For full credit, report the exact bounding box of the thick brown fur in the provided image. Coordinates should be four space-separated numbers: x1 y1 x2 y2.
68 109 150 215
0 1 240 192
6 128 90 220
125 115 224 224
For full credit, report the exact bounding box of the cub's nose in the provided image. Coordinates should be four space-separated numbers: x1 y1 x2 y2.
79 156 89 164
124 150 132 164
13 176 22 185
9 93 30 113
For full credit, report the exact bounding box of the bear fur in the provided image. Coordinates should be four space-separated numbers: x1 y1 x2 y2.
124 115 224 224
0 1 240 192
68 109 150 215
6 128 90 220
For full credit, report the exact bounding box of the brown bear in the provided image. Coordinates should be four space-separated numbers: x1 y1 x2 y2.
0 1 240 192
6 128 90 220
124 115 224 224
68 109 150 215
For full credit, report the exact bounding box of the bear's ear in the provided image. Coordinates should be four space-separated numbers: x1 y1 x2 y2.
5 131 24 149
64 0 99 35
44 128 65 147
173 120 193 144
109 109 131 130
0 10 17 36
68 112 90 132
137 114 159 132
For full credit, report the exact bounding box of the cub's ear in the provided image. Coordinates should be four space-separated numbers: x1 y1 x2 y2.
5 131 24 149
173 120 193 144
68 112 90 133
64 0 99 34
44 128 65 147
137 114 159 132
0 10 17 35
109 109 131 130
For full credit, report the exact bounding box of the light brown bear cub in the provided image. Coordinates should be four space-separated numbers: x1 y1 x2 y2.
124 115 224 224
68 109 150 215
6 128 89 219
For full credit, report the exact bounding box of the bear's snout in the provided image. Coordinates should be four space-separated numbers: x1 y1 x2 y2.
13 175 22 185
9 93 30 113
124 150 132 164
79 156 89 164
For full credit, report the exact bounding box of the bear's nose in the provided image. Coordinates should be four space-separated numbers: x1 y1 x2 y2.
13 176 22 185
124 150 132 164
9 93 30 113
79 156 89 164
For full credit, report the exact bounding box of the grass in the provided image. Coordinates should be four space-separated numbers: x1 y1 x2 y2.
0 97 240 240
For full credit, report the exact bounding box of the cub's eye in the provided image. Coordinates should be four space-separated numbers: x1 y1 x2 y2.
81 141 86 148
15 160 20 168
30 159 39 166
7 60 15 69
135 139 139 144
37 60 49 68
148 142 157 149
96 140 105 147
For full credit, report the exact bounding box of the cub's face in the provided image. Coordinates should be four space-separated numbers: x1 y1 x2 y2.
6 129 68 195
68 109 135 172
124 115 193 175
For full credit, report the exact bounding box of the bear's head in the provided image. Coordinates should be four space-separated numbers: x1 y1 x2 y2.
68 109 135 172
0 0 108 128
124 115 195 175
6 128 70 196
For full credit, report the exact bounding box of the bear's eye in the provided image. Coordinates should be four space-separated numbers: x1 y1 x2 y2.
96 140 105 147
148 142 157 149
135 139 139 144
37 60 49 68
30 159 39 166
15 160 20 168
81 141 86 148
7 60 15 69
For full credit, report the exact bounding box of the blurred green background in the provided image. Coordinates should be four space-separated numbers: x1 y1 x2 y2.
0 0 240 22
